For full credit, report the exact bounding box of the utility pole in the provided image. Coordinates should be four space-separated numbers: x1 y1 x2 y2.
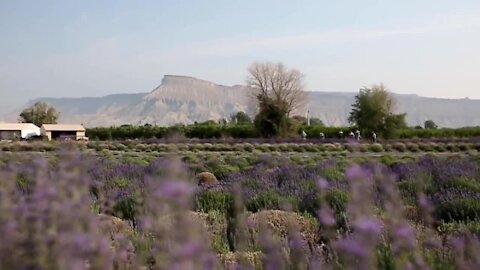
306 107 311 126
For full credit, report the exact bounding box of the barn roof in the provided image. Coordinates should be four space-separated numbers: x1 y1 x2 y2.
41 124 85 132
0 123 40 131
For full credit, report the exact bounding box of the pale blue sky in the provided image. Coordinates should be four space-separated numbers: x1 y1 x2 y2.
1 0 480 113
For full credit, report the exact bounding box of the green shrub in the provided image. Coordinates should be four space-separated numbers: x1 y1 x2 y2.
16 173 33 193
321 167 344 181
290 144 305 152
206 162 239 180
418 143 434 152
241 179 260 189
344 143 358 152
392 143 407 152
446 144 460 152
325 189 350 213
442 177 480 192
245 191 298 212
195 190 233 216
358 144 369 152
458 143 471 151
201 211 230 254
1 144 12 151
433 143 446 152
379 155 396 166
435 198 480 222
368 143 384 153
406 143 420 152
242 143 254 152
135 144 147 152
112 196 138 224
438 220 480 235
322 143 338 152
107 177 130 188
474 143 480 151
383 144 393 152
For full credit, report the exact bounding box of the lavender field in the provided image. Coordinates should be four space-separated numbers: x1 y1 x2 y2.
1 144 480 269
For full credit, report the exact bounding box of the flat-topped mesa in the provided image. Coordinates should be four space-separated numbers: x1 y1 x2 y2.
160 75 217 88
145 75 249 104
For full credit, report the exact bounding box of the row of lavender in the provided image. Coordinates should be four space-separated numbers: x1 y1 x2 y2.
1 147 480 269
3 140 480 154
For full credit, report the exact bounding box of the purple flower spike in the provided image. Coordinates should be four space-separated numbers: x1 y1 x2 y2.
317 178 329 190
353 216 382 235
157 181 195 199
318 208 336 227
346 165 368 180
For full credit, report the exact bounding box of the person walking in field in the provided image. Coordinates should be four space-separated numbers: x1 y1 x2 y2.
372 131 377 143
355 130 361 141
302 130 307 140
319 132 325 140
339 130 344 139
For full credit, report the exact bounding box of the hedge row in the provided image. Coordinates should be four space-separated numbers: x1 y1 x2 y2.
85 124 480 141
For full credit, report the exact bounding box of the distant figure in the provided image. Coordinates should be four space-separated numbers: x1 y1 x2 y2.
355 130 361 141
319 132 325 140
372 131 377 143
301 130 307 140
349 131 355 138
339 130 344 139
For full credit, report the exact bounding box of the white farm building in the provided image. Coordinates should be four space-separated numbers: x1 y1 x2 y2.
0 123 41 140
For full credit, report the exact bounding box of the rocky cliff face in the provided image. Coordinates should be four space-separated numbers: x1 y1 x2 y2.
6 75 480 128
135 75 251 125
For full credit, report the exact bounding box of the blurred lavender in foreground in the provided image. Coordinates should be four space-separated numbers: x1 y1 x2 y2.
0 147 480 269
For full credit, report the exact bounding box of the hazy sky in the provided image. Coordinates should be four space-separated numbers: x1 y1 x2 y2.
1 0 480 113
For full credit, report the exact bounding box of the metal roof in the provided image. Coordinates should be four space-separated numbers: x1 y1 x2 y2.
0 123 40 131
41 124 86 132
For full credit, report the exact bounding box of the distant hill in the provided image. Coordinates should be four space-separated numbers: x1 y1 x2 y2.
5 75 480 128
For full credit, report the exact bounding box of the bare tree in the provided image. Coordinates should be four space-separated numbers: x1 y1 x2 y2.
246 62 307 116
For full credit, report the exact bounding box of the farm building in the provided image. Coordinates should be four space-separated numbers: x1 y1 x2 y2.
41 124 87 141
0 123 41 140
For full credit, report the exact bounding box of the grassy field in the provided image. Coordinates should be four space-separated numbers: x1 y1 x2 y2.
1 141 480 269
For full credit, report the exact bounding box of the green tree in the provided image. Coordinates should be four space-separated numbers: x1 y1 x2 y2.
19 102 59 127
310 118 324 126
254 97 290 137
247 62 307 136
424 120 438 129
230 111 252 125
348 84 407 138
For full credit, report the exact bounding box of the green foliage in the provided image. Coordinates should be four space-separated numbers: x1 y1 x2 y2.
348 84 407 138
442 177 480 192
438 220 480 235
86 122 480 141
325 189 350 213
230 111 252 125
310 118 325 126
19 102 59 127
424 120 438 129
112 196 137 223
369 143 384 152
206 160 239 180
195 190 233 216
16 173 33 193
435 198 480 222
245 191 298 212
254 97 291 137
392 142 407 152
